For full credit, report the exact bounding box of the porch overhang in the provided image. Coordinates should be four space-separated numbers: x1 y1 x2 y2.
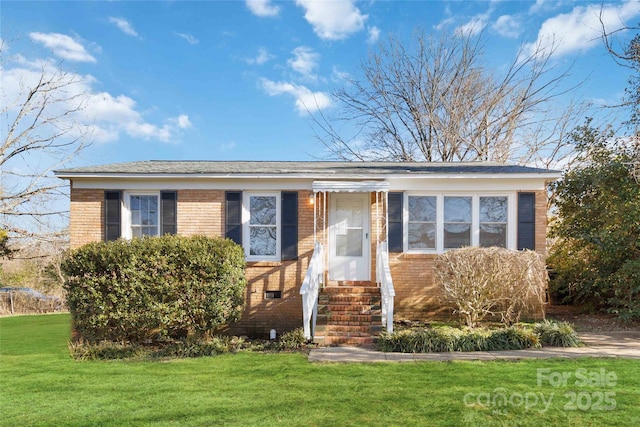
312 180 389 193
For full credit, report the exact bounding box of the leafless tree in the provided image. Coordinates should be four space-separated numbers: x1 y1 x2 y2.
312 28 586 167
600 16 639 181
601 17 639 122
1 41 92 249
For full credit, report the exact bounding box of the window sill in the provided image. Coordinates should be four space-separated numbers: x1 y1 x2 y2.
247 261 284 267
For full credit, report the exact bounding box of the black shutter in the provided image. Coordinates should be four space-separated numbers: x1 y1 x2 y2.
281 192 298 261
225 191 242 245
104 191 121 241
160 191 177 235
388 192 403 252
517 192 536 250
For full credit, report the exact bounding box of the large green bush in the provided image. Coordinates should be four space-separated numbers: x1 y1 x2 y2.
549 122 640 321
62 235 247 343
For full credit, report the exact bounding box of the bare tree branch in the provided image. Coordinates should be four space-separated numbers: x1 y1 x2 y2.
1 45 92 248
311 27 587 168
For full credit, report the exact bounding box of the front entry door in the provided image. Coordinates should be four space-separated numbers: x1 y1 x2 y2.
328 193 370 281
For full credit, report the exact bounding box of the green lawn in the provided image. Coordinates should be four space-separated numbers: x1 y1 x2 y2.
1 314 639 426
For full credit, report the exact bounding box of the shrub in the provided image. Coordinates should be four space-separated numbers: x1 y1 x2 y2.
154 336 246 358
534 320 582 347
548 121 640 321
486 326 541 350
68 331 313 361
277 328 307 350
69 339 147 360
62 235 247 344
379 328 459 353
434 247 547 327
455 329 491 352
68 336 246 360
377 326 542 353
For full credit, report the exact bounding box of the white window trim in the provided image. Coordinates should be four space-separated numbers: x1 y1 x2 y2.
242 192 281 262
121 191 161 239
404 192 516 253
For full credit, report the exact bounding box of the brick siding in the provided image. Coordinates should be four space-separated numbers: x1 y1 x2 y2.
68 186 549 336
69 187 104 249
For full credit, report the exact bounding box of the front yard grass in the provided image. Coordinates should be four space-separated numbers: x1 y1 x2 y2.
1 314 639 426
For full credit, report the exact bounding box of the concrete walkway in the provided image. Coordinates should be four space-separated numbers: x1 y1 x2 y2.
308 331 640 362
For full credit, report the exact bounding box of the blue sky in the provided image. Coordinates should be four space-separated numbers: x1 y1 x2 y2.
2 0 639 168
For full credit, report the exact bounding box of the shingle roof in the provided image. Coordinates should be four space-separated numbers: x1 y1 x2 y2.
55 160 558 177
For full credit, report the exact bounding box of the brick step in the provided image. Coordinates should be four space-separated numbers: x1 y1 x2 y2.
321 287 380 294
319 312 376 318
318 312 381 318
327 280 374 287
317 316 373 325
318 304 379 311
321 314 375 322
319 301 379 307
321 302 379 307
318 325 371 333
320 295 381 303
315 285 382 347
317 326 382 336
318 304 380 314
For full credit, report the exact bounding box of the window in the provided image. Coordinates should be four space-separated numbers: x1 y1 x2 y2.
408 196 437 250
405 193 513 252
243 192 281 261
130 195 159 237
334 197 364 256
479 196 508 248
122 192 160 239
444 196 472 249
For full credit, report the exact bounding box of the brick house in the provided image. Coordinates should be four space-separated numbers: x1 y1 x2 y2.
55 161 559 345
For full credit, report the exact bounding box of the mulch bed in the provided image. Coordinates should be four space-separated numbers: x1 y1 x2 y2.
546 304 640 332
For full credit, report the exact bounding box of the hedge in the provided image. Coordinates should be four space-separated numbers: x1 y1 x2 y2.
62 235 247 344
377 321 581 353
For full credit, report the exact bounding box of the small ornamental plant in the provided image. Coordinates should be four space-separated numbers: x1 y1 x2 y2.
434 247 547 327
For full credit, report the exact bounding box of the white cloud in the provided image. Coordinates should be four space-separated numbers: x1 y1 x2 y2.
246 0 280 18
81 92 189 143
455 12 490 36
295 0 367 40
259 78 331 114
245 47 274 65
2 58 191 145
176 114 192 129
367 26 380 44
108 17 139 37
523 0 640 58
29 32 96 63
492 15 522 38
331 66 350 82
287 46 320 79
529 0 563 15
434 16 456 31
175 32 199 45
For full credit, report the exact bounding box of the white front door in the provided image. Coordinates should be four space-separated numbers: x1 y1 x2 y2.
328 193 370 281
